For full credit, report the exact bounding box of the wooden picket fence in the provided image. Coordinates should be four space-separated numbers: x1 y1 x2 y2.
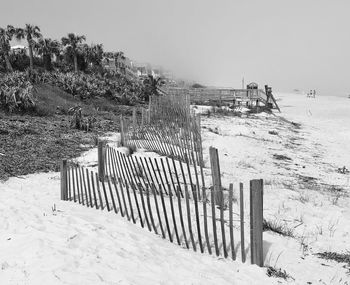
120 95 203 166
60 145 264 267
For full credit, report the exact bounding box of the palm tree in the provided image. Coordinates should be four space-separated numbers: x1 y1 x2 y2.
114 51 125 73
0 25 15 72
34 37 60 70
143 75 165 101
15 24 42 71
83 43 104 67
61 33 86 73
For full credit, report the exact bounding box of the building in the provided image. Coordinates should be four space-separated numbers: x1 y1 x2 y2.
10 45 29 55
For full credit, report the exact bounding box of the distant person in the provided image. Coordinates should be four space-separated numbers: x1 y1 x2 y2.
313 90 316 98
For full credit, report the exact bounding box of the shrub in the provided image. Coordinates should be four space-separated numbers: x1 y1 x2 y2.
0 71 36 112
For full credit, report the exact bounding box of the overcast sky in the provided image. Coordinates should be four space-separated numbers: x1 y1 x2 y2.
1 0 349 95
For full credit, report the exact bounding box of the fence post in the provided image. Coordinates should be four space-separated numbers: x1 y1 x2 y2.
209 147 223 205
120 115 125 146
98 139 106 182
60 159 67 200
132 107 137 130
250 179 264 267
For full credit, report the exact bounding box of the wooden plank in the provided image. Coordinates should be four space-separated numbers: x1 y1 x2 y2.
125 183 136 224
75 166 81 204
165 157 178 196
192 185 203 253
98 140 105 182
184 185 196 251
60 160 67 201
101 178 110 211
211 185 219 256
72 165 77 202
202 186 211 254
159 184 172 242
240 182 246 263
152 184 165 239
78 166 85 205
85 168 93 208
118 178 130 220
229 183 236 260
112 177 124 217
168 184 180 245
138 183 151 231
146 184 158 234
160 158 172 195
67 166 71 201
177 185 189 249
90 171 99 210
220 186 228 258
106 176 117 213
171 157 184 198
80 167 88 206
250 179 264 267
95 173 104 210
131 183 143 228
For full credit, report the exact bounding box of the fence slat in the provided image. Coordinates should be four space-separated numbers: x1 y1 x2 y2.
91 171 99 209
86 168 93 208
95 173 104 210
177 185 189 249
171 158 183 198
184 185 196 251
139 183 151 231
220 186 228 258
125 183 136 224
131 184 143 228
107 176 117 213
211 186 219 256
101 178 110 211
202 186 211 254
192 185 203 253
78 167 87 206
168 184 180 245
240 182 246 263
75 166 81 204
146 184 158 234
72 166 77 202
113 178 125 217
229 183 236 260
152 184 165 239
159 184 172 242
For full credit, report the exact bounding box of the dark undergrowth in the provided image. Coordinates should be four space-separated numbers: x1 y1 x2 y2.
0 84 138 181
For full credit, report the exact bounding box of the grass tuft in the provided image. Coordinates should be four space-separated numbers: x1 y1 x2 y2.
316 252 350 273
263 219 295 237
266 266 294 281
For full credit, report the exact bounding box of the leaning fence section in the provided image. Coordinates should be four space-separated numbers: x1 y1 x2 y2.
60 146 264 267
120 94 203 167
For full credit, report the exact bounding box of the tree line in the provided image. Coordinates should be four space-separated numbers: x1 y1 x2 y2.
0 24 126 74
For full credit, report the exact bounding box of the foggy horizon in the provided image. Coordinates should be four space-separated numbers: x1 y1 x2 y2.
1 0 350 96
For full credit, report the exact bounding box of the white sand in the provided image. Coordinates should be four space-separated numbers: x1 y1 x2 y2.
1 92 349 284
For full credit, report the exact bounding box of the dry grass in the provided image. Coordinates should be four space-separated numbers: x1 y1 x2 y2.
316 252 350 273
263 219 295 237
266 266 294 281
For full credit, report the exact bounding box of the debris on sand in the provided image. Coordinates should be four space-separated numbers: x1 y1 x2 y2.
273 154 292 161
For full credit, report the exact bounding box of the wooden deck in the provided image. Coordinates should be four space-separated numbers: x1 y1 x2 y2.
162 87 280 111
